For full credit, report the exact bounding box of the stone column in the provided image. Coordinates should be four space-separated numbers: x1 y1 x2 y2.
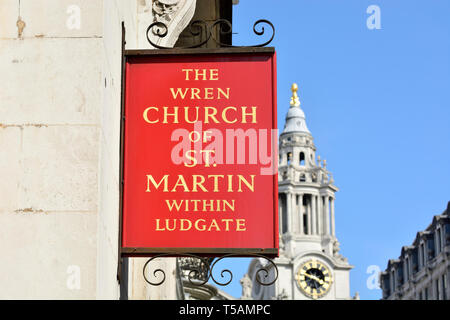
446 266 450 300
330 197 336 237
279 195 283 234
286 193 291 233
291 193 298 233
324 195 330 235
311 195 317 235
318 195 323 235
307 195 312 235
299 193 304 235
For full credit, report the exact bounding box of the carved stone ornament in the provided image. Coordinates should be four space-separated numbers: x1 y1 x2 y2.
153 0 181 23
240 273 253 299
276 289 289 300
144 0 197 48
332 240 340 255
333 240 348 263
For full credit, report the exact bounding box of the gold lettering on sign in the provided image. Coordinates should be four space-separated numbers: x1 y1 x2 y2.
154 218 247 232
144 67 263 236
182 69 220 81
143 106 257 124
146 174 255 193
165 199 235 212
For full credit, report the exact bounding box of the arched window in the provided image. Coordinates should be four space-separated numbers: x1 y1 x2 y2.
299 152 305 166
287 152 292 165
300 174 306 182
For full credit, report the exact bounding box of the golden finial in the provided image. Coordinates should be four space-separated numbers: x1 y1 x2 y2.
290 83 300 107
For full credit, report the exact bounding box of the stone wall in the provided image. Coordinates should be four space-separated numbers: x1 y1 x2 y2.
0 0 194 300
0 0 103 299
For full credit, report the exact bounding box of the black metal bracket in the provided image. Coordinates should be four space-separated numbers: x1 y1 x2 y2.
118 19 279 294
147 18 275 49
117 20 126 286
143 253 278 288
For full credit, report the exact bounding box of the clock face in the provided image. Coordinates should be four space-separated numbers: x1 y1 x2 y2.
295 259 333 299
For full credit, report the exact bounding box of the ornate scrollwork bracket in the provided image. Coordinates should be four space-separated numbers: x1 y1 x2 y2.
143 253 278 287
146 18 275 49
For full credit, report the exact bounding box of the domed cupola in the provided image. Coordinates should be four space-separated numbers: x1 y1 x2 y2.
279 83 316 171
244 83 352 302
282 83 310 135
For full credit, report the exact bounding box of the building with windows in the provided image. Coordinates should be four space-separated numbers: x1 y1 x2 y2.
243 84 355 300
380 202 450 300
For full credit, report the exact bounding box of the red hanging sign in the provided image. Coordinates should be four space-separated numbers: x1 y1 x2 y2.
121 48 278 257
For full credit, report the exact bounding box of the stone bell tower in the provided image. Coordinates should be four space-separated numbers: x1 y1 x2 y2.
243 84 353 300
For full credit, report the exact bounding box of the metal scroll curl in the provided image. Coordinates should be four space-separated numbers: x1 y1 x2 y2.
143 253 278 287
209 254 278 287
143 253 211 287
146 20 210 49
146 19 275 49
210 19 275 48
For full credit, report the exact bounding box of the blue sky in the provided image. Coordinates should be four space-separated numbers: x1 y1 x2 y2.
214 0 450 300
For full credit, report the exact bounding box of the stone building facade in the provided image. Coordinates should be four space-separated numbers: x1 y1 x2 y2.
244 84 354 300
0 0 211 300
380 202 450 300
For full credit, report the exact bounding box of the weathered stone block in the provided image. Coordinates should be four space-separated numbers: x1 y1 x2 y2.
0 212 97 299
0 126 21 212
19 126 99 212
0 38 102 125
20 0 103 38
0 0 19 38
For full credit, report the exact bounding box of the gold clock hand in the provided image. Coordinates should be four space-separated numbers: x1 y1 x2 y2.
303 273 324 285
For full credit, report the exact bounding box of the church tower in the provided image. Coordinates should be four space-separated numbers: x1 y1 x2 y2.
244 84 353 300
